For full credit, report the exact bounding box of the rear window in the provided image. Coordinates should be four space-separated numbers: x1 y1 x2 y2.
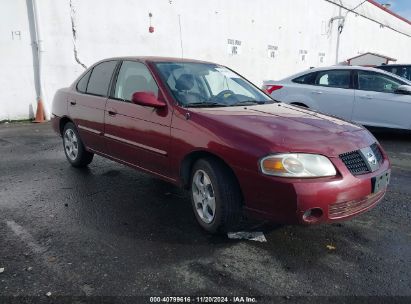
86 61 118 96
76 70 91 93
292 72 316 85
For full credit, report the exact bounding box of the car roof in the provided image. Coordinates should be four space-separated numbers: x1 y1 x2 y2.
294 65 385 73
97 56 215 65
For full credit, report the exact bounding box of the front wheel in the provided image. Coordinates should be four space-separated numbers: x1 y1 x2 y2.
63 122 94 167
190 158 243 234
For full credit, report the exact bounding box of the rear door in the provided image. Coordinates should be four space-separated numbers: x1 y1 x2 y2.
353 70 411 130
68 60 118 153
104 60 172 176
308 69 355 120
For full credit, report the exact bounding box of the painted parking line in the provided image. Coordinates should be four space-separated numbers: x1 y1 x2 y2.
5 220 93 296
6 220 46 254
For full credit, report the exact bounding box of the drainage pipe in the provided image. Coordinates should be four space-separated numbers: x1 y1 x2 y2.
30 0 49 121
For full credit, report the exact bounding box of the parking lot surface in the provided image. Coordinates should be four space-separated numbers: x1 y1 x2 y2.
0 122 410 301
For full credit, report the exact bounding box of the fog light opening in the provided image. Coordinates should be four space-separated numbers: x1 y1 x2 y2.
303 208 323 223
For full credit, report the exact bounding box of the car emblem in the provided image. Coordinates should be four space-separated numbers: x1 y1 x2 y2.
366 152 377 165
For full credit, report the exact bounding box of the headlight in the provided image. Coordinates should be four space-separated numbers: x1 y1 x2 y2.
260 154 336 178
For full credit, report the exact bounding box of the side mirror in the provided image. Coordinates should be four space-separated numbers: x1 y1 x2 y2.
395 85 411 95
131 92 166 108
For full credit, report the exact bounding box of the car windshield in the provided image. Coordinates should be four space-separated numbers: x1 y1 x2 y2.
154 62 274 107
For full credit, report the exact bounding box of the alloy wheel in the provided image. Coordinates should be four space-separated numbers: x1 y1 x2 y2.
192 170 216 224
64 129 79 161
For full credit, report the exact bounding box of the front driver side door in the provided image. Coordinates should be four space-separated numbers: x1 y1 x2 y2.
104 60 173 178
353 70 411 130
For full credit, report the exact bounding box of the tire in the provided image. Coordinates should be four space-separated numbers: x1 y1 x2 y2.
190 157 243 234
62 122 94 168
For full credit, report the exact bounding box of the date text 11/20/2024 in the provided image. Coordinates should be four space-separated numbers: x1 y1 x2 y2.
149 296 258 303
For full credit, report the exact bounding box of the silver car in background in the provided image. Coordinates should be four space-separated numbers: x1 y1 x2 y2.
263 66 411 131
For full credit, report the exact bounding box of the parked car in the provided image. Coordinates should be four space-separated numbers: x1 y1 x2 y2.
52 57 391 233
263 66 411 131
377 64 411 81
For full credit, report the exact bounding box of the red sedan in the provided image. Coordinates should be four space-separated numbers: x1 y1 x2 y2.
51 57 391 233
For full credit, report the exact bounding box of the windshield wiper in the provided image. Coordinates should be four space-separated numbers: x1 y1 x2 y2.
231 100 265 106
185 102 227 108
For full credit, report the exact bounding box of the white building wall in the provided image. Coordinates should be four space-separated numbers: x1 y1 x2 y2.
1 0 411 121
0 0 37 121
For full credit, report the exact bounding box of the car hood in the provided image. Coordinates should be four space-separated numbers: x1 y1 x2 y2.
189 103 375 157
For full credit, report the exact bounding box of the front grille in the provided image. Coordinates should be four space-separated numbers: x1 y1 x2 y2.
370 143 383 165
329 191 385 219
339 150 370 175
339 142 384 176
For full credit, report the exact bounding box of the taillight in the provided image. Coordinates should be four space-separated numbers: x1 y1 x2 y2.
262 85 283 94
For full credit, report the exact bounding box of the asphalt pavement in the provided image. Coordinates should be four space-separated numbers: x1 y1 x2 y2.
0 122 410 303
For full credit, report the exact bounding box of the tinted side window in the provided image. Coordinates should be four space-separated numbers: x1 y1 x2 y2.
402 67 411 81
113 61 159 101
357 71 404 93
379 66 397 75
378 66 411 81
76 70 91 93
314 70 351 89
389 66 411 81
86 61 117 96
292 72 316 85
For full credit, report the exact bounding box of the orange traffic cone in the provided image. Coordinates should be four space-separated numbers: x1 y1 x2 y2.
33 98 46 123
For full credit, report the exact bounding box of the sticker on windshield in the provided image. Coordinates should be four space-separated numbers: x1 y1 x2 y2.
215 67 240 79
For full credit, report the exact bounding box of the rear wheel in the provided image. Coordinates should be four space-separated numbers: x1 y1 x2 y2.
63 122 94 167
190 158 242 234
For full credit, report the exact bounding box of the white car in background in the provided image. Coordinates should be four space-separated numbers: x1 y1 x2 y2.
263 66 411 131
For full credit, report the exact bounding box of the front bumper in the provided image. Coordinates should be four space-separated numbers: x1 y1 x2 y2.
236 155 390 225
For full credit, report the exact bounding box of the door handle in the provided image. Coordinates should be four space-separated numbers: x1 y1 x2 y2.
69 100 77 106
311 91 323 95
107 108 117 116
